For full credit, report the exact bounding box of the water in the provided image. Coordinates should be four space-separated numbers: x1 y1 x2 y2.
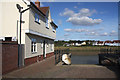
71 55 98 64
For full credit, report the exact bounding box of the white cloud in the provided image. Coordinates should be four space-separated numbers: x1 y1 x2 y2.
64 28 87 32
57 20 62 26
60 8 102 26
59 8 74 17
64 29 73 32
111 30 116 33
89 32 98 36
64 33 70 36
74 6 77 9
67 16 102 26
87 30 118 36
86 32 108 36
80 8 90 14
64 28 118 37
64 28 103 33
100 32 108 36
109 30 117 36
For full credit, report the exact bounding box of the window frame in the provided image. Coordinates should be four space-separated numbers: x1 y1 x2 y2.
50 43 52 51
31 38 37 53
46 17 49 29
35 13 40 24
40 40 43 48
52 26 56 33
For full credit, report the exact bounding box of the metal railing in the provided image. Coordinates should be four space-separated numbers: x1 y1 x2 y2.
99 48 120 65
100 48 120 54
54 49 69 64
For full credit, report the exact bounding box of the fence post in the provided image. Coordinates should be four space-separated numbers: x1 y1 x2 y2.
56 50 58 64
54 50 56 64
110 48 111 54
68 48 70 53
107 49 108 54
99 48 101 54
58 50 61 62
61 50 63 61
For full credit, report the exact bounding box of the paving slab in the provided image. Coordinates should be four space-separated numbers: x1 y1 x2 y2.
2 55 120 79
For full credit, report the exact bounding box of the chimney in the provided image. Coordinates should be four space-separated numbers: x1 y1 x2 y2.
35 0 40 8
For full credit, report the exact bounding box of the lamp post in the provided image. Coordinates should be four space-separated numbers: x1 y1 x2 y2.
16 4 30 67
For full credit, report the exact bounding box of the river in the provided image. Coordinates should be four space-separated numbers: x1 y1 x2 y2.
71 55 98 64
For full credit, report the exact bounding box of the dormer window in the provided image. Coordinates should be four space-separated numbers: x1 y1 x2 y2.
52 26 56 33
50 21 58 33
35 13 40 24
46 18 49 29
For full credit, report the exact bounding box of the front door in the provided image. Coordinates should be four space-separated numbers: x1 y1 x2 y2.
43 40 46 58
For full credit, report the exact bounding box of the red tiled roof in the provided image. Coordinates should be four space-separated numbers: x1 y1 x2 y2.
98 41 104 44
105 40 112 43
31 2 45 16
39 7 49 15
32 1 58 28
113 40 120 43
33 1 49 16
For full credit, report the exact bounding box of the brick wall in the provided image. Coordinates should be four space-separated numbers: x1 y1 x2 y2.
2 41 18 74
1 41 54 74
46 52 54 58
24 52 54 66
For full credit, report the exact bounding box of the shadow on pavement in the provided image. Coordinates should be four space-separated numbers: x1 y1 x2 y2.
105 65 120 80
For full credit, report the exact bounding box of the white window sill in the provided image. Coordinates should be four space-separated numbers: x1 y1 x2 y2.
32 52 37 54
53 30 55 33
46 27 49 29
35 21 40 24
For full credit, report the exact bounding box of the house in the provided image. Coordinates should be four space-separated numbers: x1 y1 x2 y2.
97 41 104 46
63 43 70 47
112 40 120 46
92 41 98 46
71 41 86 46
0 0 58 66
104 40 120 46
104 40 112 46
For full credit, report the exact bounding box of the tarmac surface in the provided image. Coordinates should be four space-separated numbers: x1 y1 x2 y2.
3 55 120 79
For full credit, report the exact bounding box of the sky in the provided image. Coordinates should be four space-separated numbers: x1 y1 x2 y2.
41 2 119 41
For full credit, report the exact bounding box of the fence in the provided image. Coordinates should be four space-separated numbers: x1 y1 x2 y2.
99 47 120 65
54 49 69 64
100 47 120 54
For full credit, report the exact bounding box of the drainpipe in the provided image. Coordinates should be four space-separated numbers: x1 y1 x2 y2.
16 4 31 67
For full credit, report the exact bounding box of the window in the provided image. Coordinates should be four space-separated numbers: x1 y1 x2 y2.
40 40 43 48
31 38 37 53
47 42 49 48
52 26 56 32
46 18 49 28
52 44 54 51
5 37 12 41
50 43 54 51
35 13 40 24
50 43 52 51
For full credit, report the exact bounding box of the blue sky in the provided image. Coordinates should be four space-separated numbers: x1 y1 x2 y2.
41 2 118 41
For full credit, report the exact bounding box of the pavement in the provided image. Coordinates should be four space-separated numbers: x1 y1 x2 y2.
2 55 120 79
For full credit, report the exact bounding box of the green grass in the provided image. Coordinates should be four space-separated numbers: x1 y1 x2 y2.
55 46 119 56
